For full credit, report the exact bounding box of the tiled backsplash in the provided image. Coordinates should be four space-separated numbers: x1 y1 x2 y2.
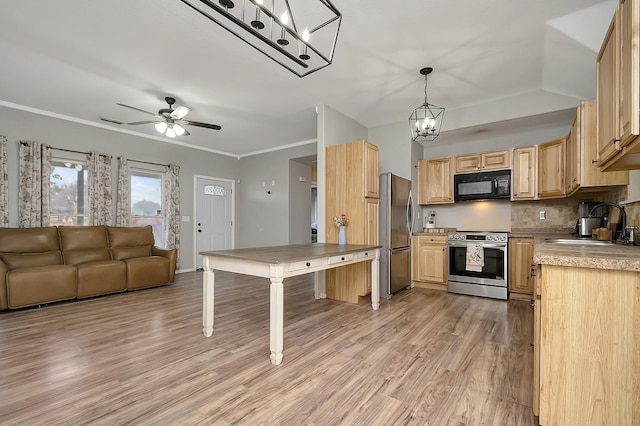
510 186 639 230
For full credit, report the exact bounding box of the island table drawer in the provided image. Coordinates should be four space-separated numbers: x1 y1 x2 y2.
287 258 326 272
327 253 354 264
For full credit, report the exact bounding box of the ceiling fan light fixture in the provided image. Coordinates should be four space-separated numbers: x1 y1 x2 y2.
155 122 168 133
179 0 342 77
173 124 187 136
408 67 445 142
165 126 177 138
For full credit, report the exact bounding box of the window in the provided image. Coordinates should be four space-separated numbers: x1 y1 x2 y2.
130 170 164 246
50 160 89 226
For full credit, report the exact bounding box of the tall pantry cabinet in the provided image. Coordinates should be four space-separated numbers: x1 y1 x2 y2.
325 140 379 303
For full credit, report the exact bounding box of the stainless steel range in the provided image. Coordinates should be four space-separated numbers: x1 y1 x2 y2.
447 231 508 300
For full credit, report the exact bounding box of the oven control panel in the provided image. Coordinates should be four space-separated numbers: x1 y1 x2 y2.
447 232 508 242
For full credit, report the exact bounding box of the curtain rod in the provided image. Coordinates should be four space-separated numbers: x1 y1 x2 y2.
52 147 89 155
125 157 171 168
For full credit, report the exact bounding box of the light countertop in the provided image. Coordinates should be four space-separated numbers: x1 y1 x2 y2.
531 234 640 272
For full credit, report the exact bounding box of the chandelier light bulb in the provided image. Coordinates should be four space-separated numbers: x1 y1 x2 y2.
255 0 263 4
302 28 310 42
280 11 289 26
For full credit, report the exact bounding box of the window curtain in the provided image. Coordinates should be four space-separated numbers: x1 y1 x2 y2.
0 136 8 227
87 152 113 226
18 141 52 227
163 163 180 269
115 156 130 227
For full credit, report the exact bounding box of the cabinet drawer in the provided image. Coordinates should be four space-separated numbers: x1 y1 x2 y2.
353 250 374 260
288 258 326 272
328 253 355 264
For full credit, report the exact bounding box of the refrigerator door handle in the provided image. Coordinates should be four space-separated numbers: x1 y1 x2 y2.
407 190 414 236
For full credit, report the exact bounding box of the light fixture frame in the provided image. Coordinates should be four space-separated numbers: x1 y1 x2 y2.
180 0 342 77
409 67 445 142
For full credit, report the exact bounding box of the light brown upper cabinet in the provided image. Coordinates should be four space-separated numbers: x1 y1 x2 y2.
538 138 566 199
567 100 628 196
511 145 538 200
597 0 640 170
418 157 454 205
455 150 511 173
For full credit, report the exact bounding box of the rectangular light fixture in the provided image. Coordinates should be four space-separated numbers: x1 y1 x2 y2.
180 0 342 77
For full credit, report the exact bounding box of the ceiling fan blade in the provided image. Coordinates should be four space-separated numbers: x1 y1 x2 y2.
171 105 191 119
126 120 160 125
180 120 222 131
116 103 157 116
100 117 125 125
182 127 191 136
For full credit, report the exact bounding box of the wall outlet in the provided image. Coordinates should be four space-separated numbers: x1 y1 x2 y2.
539 210 546 220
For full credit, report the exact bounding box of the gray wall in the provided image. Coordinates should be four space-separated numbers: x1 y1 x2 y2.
288 159 312 245
0 106 239 271
237 143 316 248
368 120 413 180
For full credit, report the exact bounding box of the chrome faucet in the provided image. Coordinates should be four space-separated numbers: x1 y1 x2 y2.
589 202 629 243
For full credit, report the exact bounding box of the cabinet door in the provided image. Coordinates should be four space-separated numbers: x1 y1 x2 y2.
511 146 537 200
364 142 380 198
597 11 621 164
538 138 566 199
618 0 640 147
414 236 447 284
419 157 454 204
580 99 629 187
366 198 379 246
566 107 580 195
508 237 534 294
481 150 511 170
455 154 482 173
533 264 541 417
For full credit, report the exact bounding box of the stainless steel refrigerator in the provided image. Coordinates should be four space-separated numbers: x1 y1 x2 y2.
379 173 414 299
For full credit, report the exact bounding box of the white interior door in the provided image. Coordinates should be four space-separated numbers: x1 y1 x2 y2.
195 177 233 269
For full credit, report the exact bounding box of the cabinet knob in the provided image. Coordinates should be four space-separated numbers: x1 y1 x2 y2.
591 159 598 164
341 257 345 261
306 262 311 267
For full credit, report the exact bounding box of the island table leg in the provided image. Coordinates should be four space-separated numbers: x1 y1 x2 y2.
269 274 284 365
371 249 380 310
202 264 215 337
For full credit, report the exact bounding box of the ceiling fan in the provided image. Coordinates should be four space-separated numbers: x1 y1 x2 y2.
100 96 222 137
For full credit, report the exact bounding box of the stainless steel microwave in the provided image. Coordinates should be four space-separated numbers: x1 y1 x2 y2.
454 170 511 201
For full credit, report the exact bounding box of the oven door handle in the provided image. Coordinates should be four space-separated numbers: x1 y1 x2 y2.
448 243 507 249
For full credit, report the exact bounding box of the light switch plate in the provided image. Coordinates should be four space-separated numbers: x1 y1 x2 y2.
539 211 546 220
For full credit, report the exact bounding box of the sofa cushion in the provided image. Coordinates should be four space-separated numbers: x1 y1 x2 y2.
0 251 63 270
59 226 111 265
7 265 77 308
76 260 127 298
0 227 60 253
124 256 171 290
107 226 154 260
58 226 109 250
111 246 152 261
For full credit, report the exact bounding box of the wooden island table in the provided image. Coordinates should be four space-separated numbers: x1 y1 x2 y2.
200 243 381 365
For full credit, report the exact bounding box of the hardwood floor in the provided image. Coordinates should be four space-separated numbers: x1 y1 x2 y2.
0 271 537 425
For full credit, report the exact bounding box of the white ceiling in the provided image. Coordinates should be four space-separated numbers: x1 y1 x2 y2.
0 0 617 158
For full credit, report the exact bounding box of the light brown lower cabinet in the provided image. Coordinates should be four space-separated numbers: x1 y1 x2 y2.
411 235 447 290
508 237 534 299
533 264 640 425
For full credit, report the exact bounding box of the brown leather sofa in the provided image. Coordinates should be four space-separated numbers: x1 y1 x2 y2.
0 225 177 310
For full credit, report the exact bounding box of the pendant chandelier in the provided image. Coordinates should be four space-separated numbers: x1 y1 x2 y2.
408 67 445 142
180 0 342 78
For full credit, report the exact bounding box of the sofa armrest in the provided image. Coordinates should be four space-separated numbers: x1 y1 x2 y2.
151 246 177 282
0 260 8 310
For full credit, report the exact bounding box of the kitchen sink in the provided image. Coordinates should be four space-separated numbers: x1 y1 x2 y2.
542 238 615 246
